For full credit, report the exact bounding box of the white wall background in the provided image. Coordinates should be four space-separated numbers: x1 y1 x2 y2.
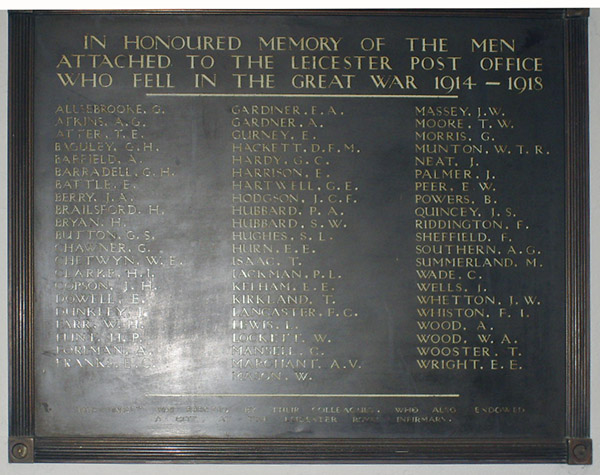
0 7 598 475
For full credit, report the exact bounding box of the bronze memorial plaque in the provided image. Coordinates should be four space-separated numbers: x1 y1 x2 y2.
8 9 591 463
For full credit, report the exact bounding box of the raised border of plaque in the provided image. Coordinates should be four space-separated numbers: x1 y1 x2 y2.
8 9 591 464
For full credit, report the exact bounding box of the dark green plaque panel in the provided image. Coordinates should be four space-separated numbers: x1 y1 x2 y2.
9 9 590 463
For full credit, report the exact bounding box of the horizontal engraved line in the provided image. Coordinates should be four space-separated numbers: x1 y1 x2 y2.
145 93 459 99
145 393 460 398
485 82 501 86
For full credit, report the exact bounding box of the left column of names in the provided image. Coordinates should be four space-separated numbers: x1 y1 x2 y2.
53 102 172 372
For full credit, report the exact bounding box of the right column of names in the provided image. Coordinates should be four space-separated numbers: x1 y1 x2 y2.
414 102 547 374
